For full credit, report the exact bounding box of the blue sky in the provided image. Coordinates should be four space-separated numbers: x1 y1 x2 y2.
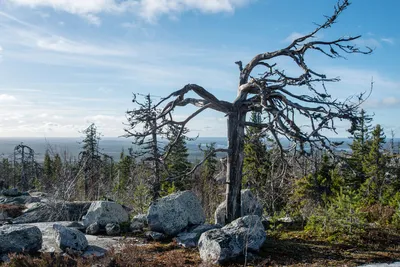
0 0 399 138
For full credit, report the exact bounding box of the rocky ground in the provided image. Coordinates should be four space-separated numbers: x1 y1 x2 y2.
1 188 400 266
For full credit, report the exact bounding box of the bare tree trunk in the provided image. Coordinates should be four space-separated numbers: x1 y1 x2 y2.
151 119 161 201
225 111 246 223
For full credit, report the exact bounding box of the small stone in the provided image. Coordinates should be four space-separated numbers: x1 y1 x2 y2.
86 222 100 235
105 223 120 236
145 231 167 241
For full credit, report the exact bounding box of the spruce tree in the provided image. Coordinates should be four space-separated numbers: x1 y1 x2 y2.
243 111 271 189
163 125 192 193
79 123 102 199
360 124 387 204
347 109 373 189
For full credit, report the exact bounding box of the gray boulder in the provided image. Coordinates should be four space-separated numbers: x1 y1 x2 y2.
2 188 21 197
53 224 88 252
132 214 148 226
175 224 220 248
105 223 120 236
198 215 266 264
0 225 42 253
83 201 129 227
13 201 91 224
86 222 100 235
145 231 167 241
130 221 144 232
215 189 263 225
147 191 205 236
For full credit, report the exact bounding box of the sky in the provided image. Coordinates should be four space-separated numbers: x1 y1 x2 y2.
0 0 399 138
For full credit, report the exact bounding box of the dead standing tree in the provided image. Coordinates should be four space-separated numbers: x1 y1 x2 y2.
140 0 372 223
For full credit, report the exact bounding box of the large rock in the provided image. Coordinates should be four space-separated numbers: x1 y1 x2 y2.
215 189 263 225
53 224 88 252
0 225 42 253
13 201 91 224
83 201 129 227
198 215 266 264
175 224 221 248
1 188 21 197
147 191 205 236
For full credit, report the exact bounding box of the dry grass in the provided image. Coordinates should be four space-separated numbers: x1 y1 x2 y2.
4 227 400 267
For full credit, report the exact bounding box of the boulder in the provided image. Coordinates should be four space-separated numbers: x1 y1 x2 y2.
145 231 167 241
147 191 205 236
83 201 129 227
198 215 266 264
13 201 91 224
53 224 88 252
130 221 144 232
0 225 42 253
2 188 21 197
175 224 220 248
105 223 120 236
132 214 148 226
215 189 263 225
86 222 100 235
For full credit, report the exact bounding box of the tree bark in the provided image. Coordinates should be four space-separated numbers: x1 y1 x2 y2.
225 110 246 223
151 118 161 201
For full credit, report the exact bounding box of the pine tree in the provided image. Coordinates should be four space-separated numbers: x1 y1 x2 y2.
124 94 165 200
360 124 387 204
243 111 271 189
163 125 192 193
79 123 102 199
347 109 373 189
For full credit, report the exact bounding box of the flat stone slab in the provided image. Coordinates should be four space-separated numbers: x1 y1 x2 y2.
18 222 140 255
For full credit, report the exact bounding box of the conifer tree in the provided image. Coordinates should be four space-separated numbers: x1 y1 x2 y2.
124 94 165 200
163 125 192 193
243 111 271 189
360 124 387 204
347 109 374 189
79 123 102 199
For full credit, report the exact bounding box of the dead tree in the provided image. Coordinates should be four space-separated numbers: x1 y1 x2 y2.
124 93 165 201
137 0 372 223
13 143 37 191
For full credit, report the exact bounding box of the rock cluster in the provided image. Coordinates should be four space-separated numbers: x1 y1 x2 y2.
214 189 263 226
198 215 266 264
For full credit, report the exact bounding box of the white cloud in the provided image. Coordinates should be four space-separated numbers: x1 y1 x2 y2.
381 38 395 45
6 0 253 22
35 35 132 56
382 97 400 105
283 32 304 43
81 13 101 26
353 38 381 48
0 94 17 102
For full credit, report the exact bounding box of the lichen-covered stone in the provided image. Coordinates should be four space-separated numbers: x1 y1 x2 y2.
0 225 42 253
198 215 266 264
83 201 129 227
147 191 205 236
53 224 88 252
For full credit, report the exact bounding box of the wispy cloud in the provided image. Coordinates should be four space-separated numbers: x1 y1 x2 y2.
5 0 253 23
381 38 395 45
0 94 17 102
283 32 304 43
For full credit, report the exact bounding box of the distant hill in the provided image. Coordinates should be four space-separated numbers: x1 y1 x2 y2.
1 137 397 163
